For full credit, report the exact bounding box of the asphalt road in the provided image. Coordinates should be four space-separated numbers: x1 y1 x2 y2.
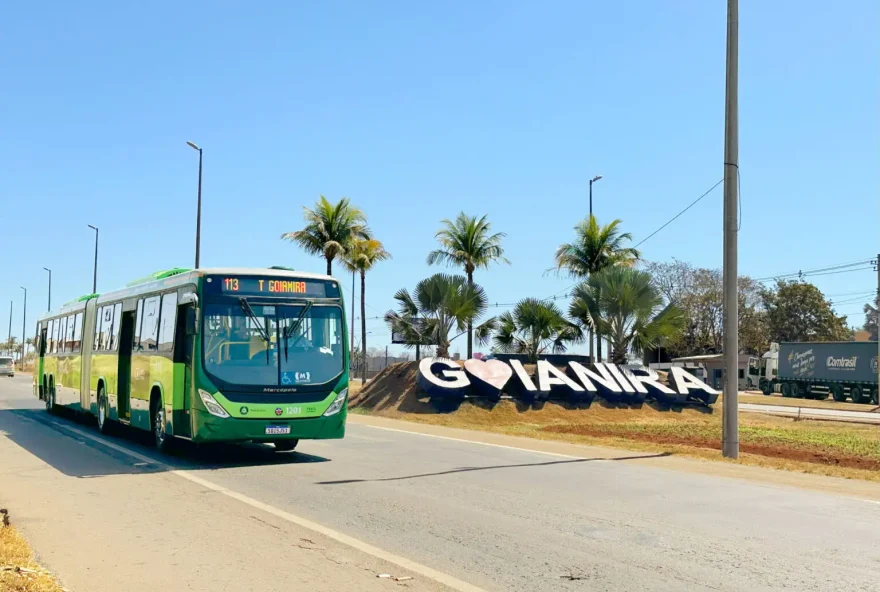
2 375 880 592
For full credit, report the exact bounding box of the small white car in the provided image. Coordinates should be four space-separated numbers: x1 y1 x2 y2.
0 356 14 377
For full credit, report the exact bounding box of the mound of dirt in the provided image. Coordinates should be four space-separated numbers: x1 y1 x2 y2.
350 361 438 414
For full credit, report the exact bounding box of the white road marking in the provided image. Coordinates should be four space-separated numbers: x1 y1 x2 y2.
356 423 582 459
48 420 487 592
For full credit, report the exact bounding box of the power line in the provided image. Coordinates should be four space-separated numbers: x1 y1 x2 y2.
752 258 875 282
633 179 724 249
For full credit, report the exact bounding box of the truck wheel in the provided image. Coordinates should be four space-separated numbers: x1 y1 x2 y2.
781 383 792 397
871 388 879 405
831 385 847 402
850 386 865 404
760 381 772 396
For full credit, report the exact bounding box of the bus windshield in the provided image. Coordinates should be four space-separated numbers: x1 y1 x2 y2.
202 299 344 390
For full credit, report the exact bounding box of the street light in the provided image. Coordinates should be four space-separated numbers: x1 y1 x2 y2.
19 286 26 369
43 267 51 311
187 141 203 268
589 175 603 218
88 225 99 293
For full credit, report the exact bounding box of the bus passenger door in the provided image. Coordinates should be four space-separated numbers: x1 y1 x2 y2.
117 311 135 421
172 303 194 438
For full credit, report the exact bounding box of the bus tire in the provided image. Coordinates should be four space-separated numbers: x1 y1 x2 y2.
46 382 56 414
273 440 299 452
831 385 847 402
151 394 172 453
97 387 111 435
850 386 865 404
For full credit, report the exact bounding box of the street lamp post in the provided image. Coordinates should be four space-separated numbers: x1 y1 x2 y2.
589 175 602 218
19 286 26 369
187 141 203 268
43 267 51 311
88 225 99 293
6 300 11 356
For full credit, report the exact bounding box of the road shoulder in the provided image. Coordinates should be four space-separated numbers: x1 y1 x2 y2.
0 409 457 592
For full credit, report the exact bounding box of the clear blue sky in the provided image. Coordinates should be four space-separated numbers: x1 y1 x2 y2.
2 1 878 356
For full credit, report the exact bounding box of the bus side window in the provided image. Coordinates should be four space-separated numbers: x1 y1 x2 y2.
94 307 103 351
134 300 144 351
110 303 122 350
46 319 54 354
65 315 76 352
57 316 68 354
158 293 178 353
72 313 83 352
142 296 161 352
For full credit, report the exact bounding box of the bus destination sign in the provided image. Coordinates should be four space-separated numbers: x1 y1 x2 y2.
210 276 337 298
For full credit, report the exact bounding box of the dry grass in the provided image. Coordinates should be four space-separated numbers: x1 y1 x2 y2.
351 362 880 482
0 520 65 592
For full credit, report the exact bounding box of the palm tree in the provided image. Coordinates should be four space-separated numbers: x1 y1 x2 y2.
570 267 684 365
385 273 496 358
427 213 508 358
493 299 582 363
281 195 369 276
343 238 391 381
553 215 640 362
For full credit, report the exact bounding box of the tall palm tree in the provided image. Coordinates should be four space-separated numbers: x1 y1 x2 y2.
427 213 508 358
553 215 640 362
343 238 391 381
493 299 582 363
385 273 496 358
281 195 369 276
570 267 684 365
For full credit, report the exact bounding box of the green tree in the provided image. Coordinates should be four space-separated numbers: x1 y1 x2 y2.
493 299 582 363
863 296 878 341
427 213 508 358
343 238 391 381
570 267 684 365
761 280 851 342
281 195 369 276
385 274 496 358
553 215 640 362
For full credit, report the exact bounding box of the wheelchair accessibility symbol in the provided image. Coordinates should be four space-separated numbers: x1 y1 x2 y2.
281 372 294 385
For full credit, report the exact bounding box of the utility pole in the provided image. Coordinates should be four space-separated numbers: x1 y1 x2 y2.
876 253 879 404
721 0 739 459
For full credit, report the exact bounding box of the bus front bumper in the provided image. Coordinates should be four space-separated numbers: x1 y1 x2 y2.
190 408 347 443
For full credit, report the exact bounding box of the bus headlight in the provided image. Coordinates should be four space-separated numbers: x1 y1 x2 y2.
198 389 230 418
322 388 348 417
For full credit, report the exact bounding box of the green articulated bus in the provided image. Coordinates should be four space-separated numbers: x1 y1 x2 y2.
33 267 349 452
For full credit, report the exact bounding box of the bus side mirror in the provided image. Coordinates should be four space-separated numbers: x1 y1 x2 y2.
186 307 199 336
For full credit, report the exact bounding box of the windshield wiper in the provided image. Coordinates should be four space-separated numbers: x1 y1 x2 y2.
239 298 271 344
283 302 313 361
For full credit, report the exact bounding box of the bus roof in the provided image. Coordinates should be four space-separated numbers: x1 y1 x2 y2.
37 267 338 322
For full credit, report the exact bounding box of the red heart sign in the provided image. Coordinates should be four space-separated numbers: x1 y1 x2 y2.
464 358 513 396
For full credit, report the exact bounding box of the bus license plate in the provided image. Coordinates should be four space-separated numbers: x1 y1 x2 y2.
265 425 291 435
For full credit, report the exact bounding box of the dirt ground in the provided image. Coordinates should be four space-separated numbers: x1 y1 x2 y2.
0 516 65 592
351 361 880 482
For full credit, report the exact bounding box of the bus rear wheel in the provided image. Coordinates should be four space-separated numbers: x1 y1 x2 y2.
45 386 56 414
273 440 299 452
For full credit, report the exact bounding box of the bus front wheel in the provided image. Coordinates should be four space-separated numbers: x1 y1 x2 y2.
97 387 111 435
273 440 299 452
152 402 172 453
